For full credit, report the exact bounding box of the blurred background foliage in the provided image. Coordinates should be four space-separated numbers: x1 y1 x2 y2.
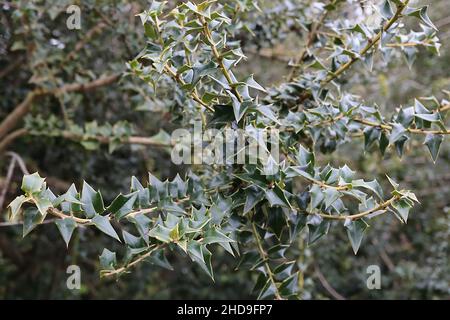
0 0 448 299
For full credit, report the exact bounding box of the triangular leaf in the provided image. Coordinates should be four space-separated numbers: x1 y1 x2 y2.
55 218 77 247
92 214 120 241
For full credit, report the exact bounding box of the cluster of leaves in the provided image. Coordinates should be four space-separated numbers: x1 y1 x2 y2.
273 91 450 159
6 0 449 299
9 171 238 279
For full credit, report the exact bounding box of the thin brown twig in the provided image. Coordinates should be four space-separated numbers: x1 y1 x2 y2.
101 245 162 278
314 263 346 300
0 128 27 153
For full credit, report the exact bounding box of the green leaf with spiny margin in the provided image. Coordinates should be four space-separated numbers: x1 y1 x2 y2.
108 192 138 220
148 224 172 243
345 219 368 254
21 172 45 194
187 241 214 280
324 188 341 209
256 105 280 124
131 176 150 207
245 75 266 92
23 208 44 237
81 181 105 218
148 249 173 270
388 123 406 145
202 228 234 245
424 133 443 162
380 0 393 20
33 193 52 216
265 185 291 208
122 230 146 248
92 214 120 241
8 195 27 221
243 187 265 214
352 179 384 200
406 6 437 31
297 145 315 168
210 196 232 225
55 218 77 247
128 214 151 244
392 198 413 223
308 219 330 244
99 248 117 270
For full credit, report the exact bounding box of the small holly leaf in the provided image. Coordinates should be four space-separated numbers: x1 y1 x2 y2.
131 176 150 207
392 198 413 223
308 219 330 244
169 223 180 242
108 192 138 220
389 123 406 145
243 187 265 214
99 248 117 270
202 228 234 245
423 133 443 162
245 75 266 92
380 0 393 20
122 230 146 248
256 105 280 124
21 173 45 194
345 219 368 254
379 131 389 156
209 196 232 225
81 181 105 218
148 249 174 270
257 280 277 300
34 195 52 216
324 188 341 209
8 195 27 221
148 224 172 243
310 184 324 209
265 185 291 208
128 214 152 244
352 179 384 200
385 175 399 190
406 6 438 31
23 208 44 237
187 241 214 280
230 94 250 123
92 214 120 242
55 218 77 248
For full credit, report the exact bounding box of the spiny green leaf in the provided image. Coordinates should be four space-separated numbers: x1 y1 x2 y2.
202 228 234 245
23 208 44 237
345 219 368 254
55 218 77 248
122 230 145 248
308 219 330 244
34 195 52 216
148 249 174 270
81 181 105 218
148 224 172 243
424 133 443 162
21 172 45 194
109 192 138 220
99 248 117 270
389 123 406 145
406 6 438 31
392 198 413 223
8 195 27 221
92 214 120 242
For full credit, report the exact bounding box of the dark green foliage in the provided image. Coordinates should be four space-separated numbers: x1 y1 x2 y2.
1 0 449 300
